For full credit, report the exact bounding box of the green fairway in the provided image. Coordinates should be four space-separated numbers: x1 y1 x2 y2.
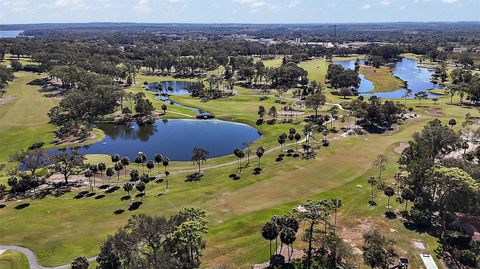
0 55 476 268
0 251 29 269
360 65 405 92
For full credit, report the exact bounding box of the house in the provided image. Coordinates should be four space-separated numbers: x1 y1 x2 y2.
453 47 468 53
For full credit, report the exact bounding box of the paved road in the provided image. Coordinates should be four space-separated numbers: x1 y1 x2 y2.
0 245 96 269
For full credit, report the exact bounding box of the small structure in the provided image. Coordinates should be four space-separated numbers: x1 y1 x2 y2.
452 213 480 241
420 254 439 269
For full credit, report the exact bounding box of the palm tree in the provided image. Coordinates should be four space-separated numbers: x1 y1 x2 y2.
85 169 94 191
154 153 163 173
120 157 130 177
123 182 133 205
135 155 143 170
233 148 245 172
191 147 209 173
111 154 120 164
162 156 170 190
294 133 302 151
243 142 252 165
280 227 296 262
331 199 342 234
130 169 140 182
401 188 414 212
146 160 155 175
98 162 106 185
114 163 123 185
136 152 147 173
161 104 168 114
384 186 395 213
136 182 146 200
90 164 98 188
461 141 469 157
256 146 265 169
368 176 376 204
448 118 457 129
105 167 114 185
278 134 287 153
261 221 279 263
402 88 412 106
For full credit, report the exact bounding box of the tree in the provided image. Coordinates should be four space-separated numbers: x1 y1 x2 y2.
98 162 107 184
154 153 163 173
10 149 49 176
261 221 279 263
192 147 208 173
401 187 415 212
258 105 266 119
114 163 123 185
448 118 457 128
233 148 245 172
123 182 133 205
373 154 387 185
111 154 120 164
383 186 395 214
106 167 114 184
402 88 413 106
305 93 326 119
293 200 331 269
362 228 397 269
120 157 130 177
71 257 89 269
146 160 155 175
368 176 377 204
85 169 94 191
7 177 17 198
136 182 146 198
0 184 6 200
161 157 170 190
161 104 168 114
414 91 428 106
51 148 85 184
268 106 277 121
256 146 265 169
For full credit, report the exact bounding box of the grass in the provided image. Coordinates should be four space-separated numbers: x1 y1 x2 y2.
0 59 475 268
0 251 29 269
360 65 405 93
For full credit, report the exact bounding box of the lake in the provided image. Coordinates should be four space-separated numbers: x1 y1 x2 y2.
51 119 261 161
333 59 375 93
0 30 23 38
334 58 441 99
145 81 193 95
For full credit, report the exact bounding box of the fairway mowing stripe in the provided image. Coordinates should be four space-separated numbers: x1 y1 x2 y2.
163 196 177 209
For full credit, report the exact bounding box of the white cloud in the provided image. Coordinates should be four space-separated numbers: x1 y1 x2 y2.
361 4 371 9
233 0 280 12
442 0 459 4
380 0 392 5
134 0 151 12
288 0 301 8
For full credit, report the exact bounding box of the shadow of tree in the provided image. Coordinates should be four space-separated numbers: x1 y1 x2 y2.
0 204 6 209
15 203 30 210
95 195 106 200
105 186 120 194
113 209 125 215
128 201 143 211
121 195 131 201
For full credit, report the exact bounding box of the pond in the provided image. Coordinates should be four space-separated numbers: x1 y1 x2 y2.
0 30 23 38
145 81 210 116
145 81 193 95
333 59 375 93
334 58 441 99
51 119 261 161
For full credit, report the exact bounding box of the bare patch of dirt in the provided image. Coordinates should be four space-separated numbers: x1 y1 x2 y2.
53 131 97 145
394 142 410 154
427 108 442 116
339 218 374 246
0 95 17 105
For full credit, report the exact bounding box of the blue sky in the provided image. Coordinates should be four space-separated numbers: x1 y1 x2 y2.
0 0 478 24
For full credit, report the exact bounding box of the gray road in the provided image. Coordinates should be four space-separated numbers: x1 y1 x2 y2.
0 245 96 269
